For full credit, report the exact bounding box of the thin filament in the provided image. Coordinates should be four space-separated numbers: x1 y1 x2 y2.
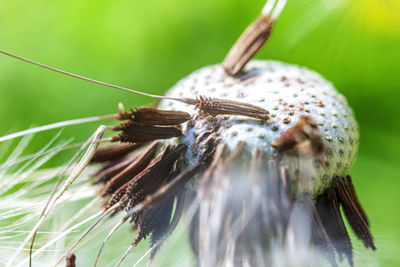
0 50 188 103
0 114 116 143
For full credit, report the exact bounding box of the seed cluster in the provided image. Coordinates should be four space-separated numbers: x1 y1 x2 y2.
89 60 372 266
159 60 359 195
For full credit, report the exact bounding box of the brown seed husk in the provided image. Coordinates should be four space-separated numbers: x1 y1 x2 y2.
223 14 274 76
315 188 353 266
335 176 376 250
101 142 160 196
91 143 142 163
119 107 191 125
272 115 326 158
308 194 339 267
196 96 269 121
114 122 182 143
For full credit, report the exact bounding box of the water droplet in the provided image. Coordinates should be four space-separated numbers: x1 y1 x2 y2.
325 161 331 167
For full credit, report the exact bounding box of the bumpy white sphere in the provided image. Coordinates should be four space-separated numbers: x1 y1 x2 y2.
158 60 358 196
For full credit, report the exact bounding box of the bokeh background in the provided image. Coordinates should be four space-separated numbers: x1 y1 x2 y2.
0 0 399 266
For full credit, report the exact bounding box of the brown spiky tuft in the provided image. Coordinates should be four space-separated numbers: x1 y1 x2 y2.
196 96 270 121
315 188 353 266
103 144 185 211
110 106 193 144
91 143 142 163
100 142 160 196
309 175 376 266
336 176 376 250
96 143 202 264
126 145 186 209
92 156 139 185
118 107 191 125
308 195 338 267
113 123 183 143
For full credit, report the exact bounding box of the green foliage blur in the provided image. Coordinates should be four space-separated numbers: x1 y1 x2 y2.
0 0 399 266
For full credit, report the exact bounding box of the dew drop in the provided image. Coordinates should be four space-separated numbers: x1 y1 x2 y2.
325 161 331 167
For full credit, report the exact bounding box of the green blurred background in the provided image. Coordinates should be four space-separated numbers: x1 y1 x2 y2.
0 0 399 266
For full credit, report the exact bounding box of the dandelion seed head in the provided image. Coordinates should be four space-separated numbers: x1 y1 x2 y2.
0 1 377 265
159 60 359 196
